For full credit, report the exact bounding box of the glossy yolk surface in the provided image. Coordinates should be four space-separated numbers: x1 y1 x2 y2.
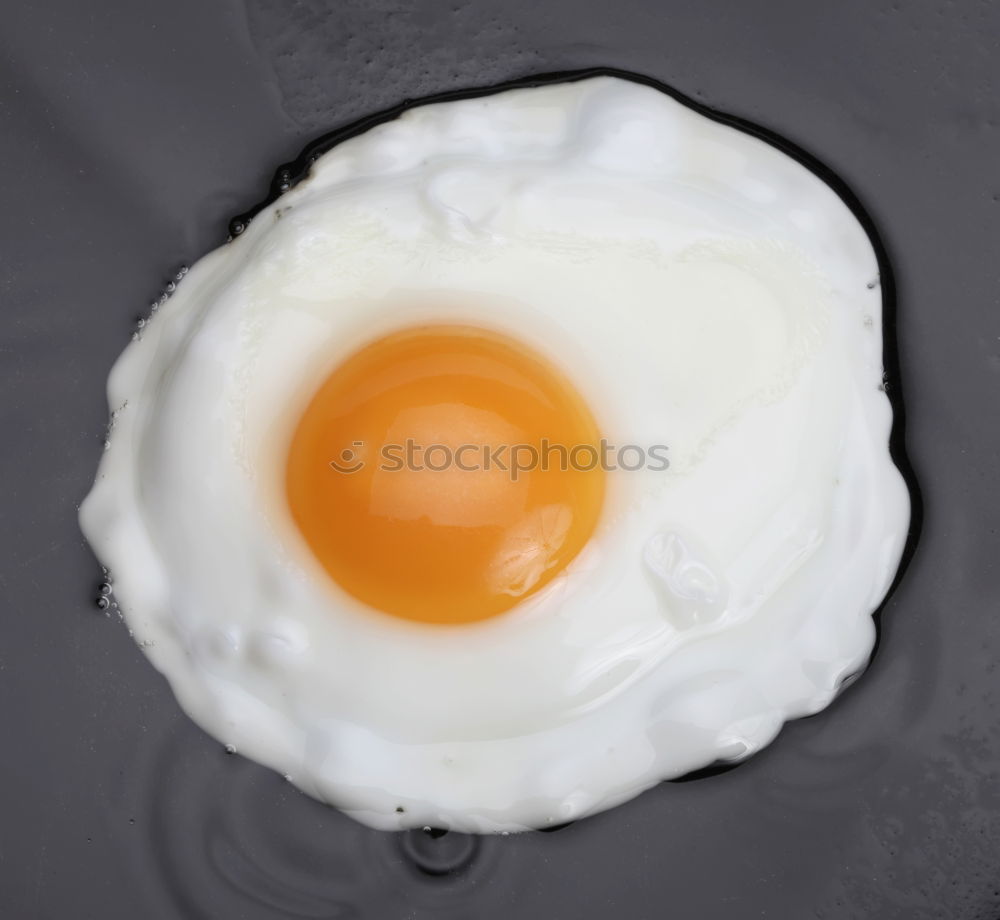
285 324 605 625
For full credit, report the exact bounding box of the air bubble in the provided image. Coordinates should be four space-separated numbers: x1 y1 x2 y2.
224 744 237 754
644 531 729 628
399 826 478 877
97 596 110 611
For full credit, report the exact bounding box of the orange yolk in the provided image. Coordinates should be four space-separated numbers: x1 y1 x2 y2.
285 324 605 625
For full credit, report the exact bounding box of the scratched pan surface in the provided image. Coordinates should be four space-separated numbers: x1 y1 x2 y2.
2 1 998 917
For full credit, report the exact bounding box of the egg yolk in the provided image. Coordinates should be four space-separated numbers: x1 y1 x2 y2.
285 324 605 625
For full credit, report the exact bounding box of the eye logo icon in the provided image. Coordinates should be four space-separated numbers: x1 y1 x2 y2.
329 441 365 474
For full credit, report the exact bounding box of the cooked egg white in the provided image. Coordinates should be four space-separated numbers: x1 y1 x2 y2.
80 76 910 832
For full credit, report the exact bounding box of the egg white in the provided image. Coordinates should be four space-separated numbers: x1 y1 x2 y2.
80 76 910 832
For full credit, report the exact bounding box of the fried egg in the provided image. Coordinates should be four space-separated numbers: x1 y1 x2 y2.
80 75 911 832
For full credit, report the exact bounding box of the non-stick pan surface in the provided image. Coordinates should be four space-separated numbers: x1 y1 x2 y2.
2 1 997 917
